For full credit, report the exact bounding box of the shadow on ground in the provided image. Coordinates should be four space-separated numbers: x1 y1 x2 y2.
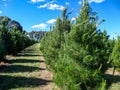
17 53 43 57
0 75 52 90
104 74 120 89
0 44 48 90
17 52 43 56
0 64 45 73
8 59 44 64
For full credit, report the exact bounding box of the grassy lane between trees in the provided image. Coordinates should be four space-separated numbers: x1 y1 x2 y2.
0 43 55 90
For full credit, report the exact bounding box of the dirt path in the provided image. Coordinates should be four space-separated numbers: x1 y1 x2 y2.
106 68 120 90
20 43 55 90
24 44 56 90
106 68 120 76
38 56 54 90
0 43 58 90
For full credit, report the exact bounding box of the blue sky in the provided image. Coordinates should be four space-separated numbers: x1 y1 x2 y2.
0 0 120 38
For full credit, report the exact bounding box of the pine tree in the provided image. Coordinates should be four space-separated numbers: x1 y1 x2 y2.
40 1 110 89
68 0 110 73
64 0 110 89
0 16 36 56
0 30 5 60
0 17 12 54
110 36 120 75
40 7 71 68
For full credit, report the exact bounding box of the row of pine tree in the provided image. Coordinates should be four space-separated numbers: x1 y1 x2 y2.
40 0 119 90
0 16 36 61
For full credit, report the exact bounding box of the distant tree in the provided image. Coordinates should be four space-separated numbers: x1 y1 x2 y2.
10 20 23 32
0 16 11 24
0 16 23 32
28 31 45 41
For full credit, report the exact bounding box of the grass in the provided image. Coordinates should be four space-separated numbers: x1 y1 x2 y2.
0 43 48 90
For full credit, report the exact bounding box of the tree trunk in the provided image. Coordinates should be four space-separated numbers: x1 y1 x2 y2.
113 66 116 75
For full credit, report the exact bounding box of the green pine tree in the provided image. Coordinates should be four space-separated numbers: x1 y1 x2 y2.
0 30 5 60
110 36 120 75
64 0 110 89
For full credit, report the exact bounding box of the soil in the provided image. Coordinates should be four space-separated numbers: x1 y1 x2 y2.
38 56 54 90
0 47 58 90
106 68 120 76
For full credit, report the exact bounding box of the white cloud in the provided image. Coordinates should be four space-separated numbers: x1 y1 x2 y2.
37 1 64 10
0 11 2 14
71 18 76 21
47 19 56 24
65 2 70 6
88 0 104 3
78 0 104 4
78 1 82 4
31 0 45 3
38 3 48 8
31 23 47 29
48 4 64 10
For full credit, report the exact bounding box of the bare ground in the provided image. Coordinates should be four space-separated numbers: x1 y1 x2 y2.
106 68 120 76
0 44 59 90
38 56 54 90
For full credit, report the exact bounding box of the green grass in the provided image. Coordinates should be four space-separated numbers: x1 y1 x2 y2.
0 43 46 90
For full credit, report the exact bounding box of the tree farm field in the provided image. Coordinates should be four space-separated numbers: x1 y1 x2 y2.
0 43 120 90
0 0 120 90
